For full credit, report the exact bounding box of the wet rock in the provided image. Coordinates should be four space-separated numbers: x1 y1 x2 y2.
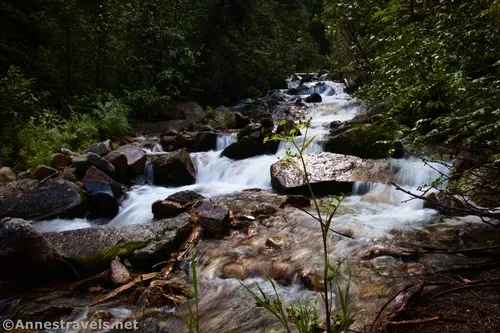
0 218 68 284
45 215 191 274
152 200 185 219
193 200 230 237
84 139 112 156
251 203 278 216
279 195 311 209
110 259 131 284
104 150 128 182
51 153 72 170
324 123 404 159
234 112 251 128
276 119 301 136
83 179 120 218
423 192 469 216
0 179 85 220
304 93 322 103
167 190 205 206
193 132 217 151
271 152 393 195
0 167 16 183
151 149 196 186
118 145 147 175
83 166 127 198
221 136 279 160
31 165 58 180
207 105 237 129
222 263 248 279
329 120 342 130
265 236 284 248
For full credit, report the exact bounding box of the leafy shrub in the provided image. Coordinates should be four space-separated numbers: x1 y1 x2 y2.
92 95 131 139
125 88 179 121
62 113 100 152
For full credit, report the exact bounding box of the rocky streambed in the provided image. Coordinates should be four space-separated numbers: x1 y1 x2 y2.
1 76 498 332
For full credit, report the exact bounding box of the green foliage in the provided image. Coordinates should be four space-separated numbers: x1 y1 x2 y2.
92 94 131 139
124 88 174 121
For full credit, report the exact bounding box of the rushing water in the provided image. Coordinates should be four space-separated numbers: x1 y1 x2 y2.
26 80 460 332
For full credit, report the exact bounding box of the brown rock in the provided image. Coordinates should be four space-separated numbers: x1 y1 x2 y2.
151 149 196 186
84 166 127 198
51 153 72 170
251 203 278 216
193 200 230 237
0 167 16 183
118 145 146 175
110 259 131 285
265 236 284 248
152 200 185 219
167 190 205 206
104 151 128 181
31 165 58 180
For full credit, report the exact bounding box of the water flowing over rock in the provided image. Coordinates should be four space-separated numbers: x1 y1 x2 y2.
84 140 112 156
0 218 67 284
271 152 393 195
0 179 85 220
44 215 191 273
0 166 16 183
151 149 196 186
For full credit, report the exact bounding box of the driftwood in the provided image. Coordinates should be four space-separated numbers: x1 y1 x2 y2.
90 224 205 306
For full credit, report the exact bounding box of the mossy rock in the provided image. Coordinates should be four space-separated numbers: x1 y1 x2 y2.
324 123 404 159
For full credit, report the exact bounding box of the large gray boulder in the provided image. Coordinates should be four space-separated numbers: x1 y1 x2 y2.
44 215 192 274
270 152 394 195
175 101 205 122
84 140 112 156
0 218 69 284
207 106 237 129
0 179 85 220
151 149 196 186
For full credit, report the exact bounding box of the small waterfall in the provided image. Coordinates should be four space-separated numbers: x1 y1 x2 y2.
353 157 450 210
216 134 237 151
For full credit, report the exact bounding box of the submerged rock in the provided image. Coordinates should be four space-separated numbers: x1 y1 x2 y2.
0 218 69 284
45 215 191 274
324 123 404 159
151 149 196 186
271 152 393 195
0 179 85 220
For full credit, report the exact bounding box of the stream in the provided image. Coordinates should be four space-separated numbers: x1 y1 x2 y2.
20 80 495 332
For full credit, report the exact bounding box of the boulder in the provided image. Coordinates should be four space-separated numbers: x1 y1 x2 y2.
0 179 85 220
221 136 279 160
160 133 195 152
72 154 91 176
175 101 205 122
16 171 30 180
118 145 147 175
151 149 196 186
207 106 237 129
324 123 404 159
84 140 112 156
304 93 322 103
0 218 68 284
30 165 58 180
193 132 218 152
271 152 393 195
0 167 16 183
86 152 115 176
167 190 205 206
276 119 301 136
84 166 126 198
152 200 185 219
51 153 72 170
193 200 230 237
44 215 191 273
234 112 251 128
104 151 128 182
83 179 120 218
251 203 278 216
